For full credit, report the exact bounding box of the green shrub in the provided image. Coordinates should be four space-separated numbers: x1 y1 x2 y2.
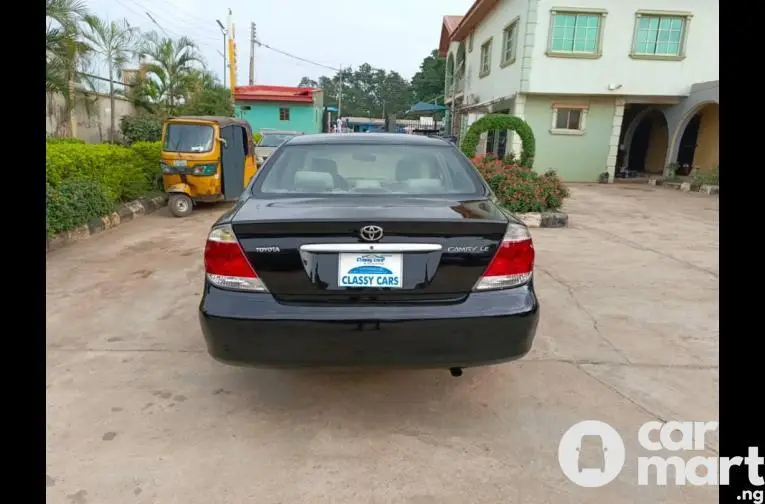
120 115 163 145
461 114 536 168
130 141 163 190
472 156 569 213
692 165 719 188
46 137 85 144
46 143 151 202
46 181 114 237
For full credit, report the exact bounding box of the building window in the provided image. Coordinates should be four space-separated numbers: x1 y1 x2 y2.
279 107 290 121
551 105 588 135
468 31 474 52
501 17 520 67
631 11 691 60
547 9 606 58
479 38 493 78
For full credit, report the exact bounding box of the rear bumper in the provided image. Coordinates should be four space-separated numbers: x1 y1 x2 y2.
198 283 540 368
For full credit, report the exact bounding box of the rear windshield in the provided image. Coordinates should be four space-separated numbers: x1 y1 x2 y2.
254 143 485 197
259 133 298 147
163 124 214 153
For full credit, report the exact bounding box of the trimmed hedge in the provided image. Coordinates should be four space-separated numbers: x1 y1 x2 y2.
46 141 163 236
461 114 536 168
472 156 569 213
120 115 163 145
130 141 163 190
46 181 114 237
47 137 86 144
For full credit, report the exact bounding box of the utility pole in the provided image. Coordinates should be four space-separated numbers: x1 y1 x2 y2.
215 19 227 88
249 23 256 85
337 64 343 119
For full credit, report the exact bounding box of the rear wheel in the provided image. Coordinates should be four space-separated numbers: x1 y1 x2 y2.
169 194 193 217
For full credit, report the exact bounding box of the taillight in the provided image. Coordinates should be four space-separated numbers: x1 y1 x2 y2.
204 224 268 292
473 223 535 291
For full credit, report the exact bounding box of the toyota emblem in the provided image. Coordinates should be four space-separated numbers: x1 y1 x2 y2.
359 225 384 242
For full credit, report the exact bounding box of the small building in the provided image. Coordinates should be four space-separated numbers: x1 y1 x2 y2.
234 85 324 135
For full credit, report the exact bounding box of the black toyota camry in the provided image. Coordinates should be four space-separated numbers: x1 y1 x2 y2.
199 133 539 375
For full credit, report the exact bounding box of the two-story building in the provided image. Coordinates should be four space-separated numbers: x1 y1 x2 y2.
439 0 718 182
234 85 324 135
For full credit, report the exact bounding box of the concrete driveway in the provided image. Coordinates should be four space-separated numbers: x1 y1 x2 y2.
46 184 719 504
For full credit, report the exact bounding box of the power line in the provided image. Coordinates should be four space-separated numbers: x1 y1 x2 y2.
139 0 222 38
114 0 221 50
253 38 340 72
130 0 221 44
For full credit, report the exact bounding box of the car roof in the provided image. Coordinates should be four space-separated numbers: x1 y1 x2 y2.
285 133 450 146
260 130 303 135
170 116 248 128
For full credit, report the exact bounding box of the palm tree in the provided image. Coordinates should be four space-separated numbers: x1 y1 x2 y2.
46 0 89 135
80 15 138 142
140 32 204 115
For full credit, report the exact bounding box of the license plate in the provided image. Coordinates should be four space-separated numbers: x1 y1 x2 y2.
338 253 403 288
172 159 188 167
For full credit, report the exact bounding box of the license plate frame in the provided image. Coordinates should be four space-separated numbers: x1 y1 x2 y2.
337 253 403 289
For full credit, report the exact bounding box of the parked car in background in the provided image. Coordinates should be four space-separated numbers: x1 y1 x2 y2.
255 129 303 164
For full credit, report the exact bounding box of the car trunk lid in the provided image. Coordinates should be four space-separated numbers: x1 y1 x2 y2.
231 197 510 304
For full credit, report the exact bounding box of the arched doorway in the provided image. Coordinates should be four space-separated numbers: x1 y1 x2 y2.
627 110 668 175
675 103 718 175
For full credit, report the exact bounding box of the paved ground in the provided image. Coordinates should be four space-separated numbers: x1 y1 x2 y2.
46 184 719 504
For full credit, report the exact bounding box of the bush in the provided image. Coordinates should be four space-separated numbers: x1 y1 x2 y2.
130 141 163 190
120 115 163 145
461 114 536 168
472 156 569 213
46 181 114 237
47 137 85 144
46 143 151 202
692 165 719 188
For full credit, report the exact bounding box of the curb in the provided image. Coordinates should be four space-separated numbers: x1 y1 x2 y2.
648 178 719 195
46 194 168 253
516 212 568 228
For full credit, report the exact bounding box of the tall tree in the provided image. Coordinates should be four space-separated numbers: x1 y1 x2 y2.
298 76 319 88
309 64 413 118
411 49 446 104
140 32 204 116
80 15 138 141
46 0 90 135
180 70 233 116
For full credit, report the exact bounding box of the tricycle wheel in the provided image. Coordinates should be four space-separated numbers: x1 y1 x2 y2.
168 194 193 217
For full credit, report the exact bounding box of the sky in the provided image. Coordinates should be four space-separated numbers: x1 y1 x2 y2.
85 0 474 88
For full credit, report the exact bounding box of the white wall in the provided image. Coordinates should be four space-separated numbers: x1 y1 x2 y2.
446 0 529 104
527 0 719 96
46 91 137 143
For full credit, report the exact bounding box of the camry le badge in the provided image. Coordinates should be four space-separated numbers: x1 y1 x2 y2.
359 225 384 242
